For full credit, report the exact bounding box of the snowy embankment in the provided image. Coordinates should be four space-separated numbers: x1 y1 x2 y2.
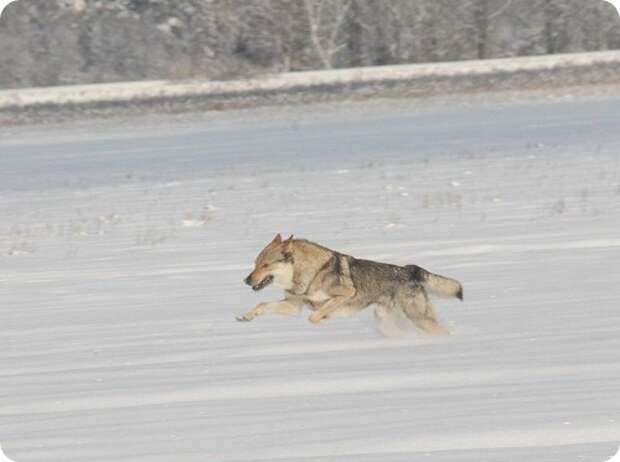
1 90 620 461
1 50 620 124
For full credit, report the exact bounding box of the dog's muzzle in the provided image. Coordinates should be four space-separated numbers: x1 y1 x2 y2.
248 274 273 291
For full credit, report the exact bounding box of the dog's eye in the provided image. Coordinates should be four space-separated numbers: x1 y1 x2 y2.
262 263 269 268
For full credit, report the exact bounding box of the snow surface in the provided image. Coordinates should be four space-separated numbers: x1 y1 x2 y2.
1 91 620 461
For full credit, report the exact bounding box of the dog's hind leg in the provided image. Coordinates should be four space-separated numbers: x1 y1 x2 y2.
401 291 450 336
374 304 415 337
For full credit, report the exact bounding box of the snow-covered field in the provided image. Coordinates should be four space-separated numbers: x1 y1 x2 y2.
1 89 620 461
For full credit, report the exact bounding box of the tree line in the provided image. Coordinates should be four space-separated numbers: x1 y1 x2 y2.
1 0 619 89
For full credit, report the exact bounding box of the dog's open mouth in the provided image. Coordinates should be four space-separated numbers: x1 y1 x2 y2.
252 275 274 291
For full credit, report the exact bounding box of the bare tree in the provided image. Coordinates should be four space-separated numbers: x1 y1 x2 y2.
303 0 351 69
1 0 620 89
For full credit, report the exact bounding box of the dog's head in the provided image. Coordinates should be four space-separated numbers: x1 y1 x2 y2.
244 234 295 291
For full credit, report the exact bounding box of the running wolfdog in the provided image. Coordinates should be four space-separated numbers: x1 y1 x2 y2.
237 234 463 335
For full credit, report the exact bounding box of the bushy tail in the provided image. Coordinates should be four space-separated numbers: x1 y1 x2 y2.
405 265 463 301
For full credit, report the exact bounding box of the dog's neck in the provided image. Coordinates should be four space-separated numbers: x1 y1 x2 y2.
287 240 334 296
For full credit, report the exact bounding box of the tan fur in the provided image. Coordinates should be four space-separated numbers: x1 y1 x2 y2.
238 235 463 334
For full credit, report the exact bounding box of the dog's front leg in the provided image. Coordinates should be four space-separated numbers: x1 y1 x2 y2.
236 299 302 322
308 288 355 324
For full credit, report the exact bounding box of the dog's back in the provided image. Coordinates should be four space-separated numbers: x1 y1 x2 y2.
347 258 462 305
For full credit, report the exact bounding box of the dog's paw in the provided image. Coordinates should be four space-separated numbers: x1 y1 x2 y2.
236 314 253 322
308 313 325 324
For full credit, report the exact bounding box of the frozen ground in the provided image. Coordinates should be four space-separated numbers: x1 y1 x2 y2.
1 89 620 461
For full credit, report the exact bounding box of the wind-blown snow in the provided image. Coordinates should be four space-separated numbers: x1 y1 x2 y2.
1 90 620 461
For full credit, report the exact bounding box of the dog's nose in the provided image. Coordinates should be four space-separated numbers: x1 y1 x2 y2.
244 274 252 286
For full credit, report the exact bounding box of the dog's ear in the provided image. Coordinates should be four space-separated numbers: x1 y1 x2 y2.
283 234 294 251
283 235 295 261
271 233 282 244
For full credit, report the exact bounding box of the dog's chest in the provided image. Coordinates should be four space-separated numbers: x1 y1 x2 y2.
305 290 331 303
